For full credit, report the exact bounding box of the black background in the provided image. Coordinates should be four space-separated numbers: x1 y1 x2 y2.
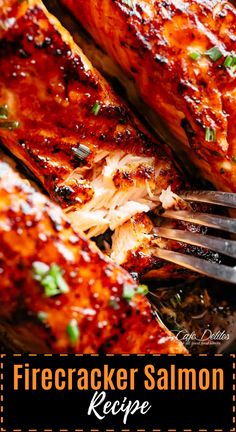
1 355 234 431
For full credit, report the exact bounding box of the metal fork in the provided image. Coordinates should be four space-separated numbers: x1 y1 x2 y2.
152 191 236 284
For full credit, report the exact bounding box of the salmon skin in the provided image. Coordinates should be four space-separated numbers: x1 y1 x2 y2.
62 0 236 192
0 155 187 353
0 0 218 279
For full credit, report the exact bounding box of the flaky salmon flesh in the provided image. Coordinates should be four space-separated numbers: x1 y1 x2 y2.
62 0 236 192
0 0 218 280
0 154 187 353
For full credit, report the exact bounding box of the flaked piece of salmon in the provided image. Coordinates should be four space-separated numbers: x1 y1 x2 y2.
0 155 187 353
62 0 236 192
0 0 218 279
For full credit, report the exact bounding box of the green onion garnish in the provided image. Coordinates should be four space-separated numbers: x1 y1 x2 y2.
67 319 80 345
189 51 201 61
91 101 101 116
122 283 149 302
224 55 236 72
109 299 120 310
205 46 223 62
41 274 60 297
0 105 8 120
0 121 19 130
220 168 225 174
137 284 149 295
224 56 235 67
32 261 49 278
32 262 69 297
122 283 136 302
205 127 216 142
49 264 70 293
232 156 236 163
37 311 48 323
72 144 91 160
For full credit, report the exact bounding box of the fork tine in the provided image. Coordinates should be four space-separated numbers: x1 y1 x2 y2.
154 248 236 284
153 227 236 258
180 190 236 208
162 210 236 234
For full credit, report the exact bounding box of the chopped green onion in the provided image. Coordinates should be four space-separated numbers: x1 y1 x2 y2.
37 311 48 323
42 274 60 297
189 51 201 61
49 264 70 293
91 101 101 116
224 56 235 68
32 262 69 297
122 283 149 302
205 46 223 62
122 283 136 302
220 168 225 174
205 127 216 142
32 261 49 279
0 105 8 120
137 284 149 295
67 319 80 345
224 55 236 73
72 144 91 160
109 299 120 310
232 156 236 163
0 120 19 130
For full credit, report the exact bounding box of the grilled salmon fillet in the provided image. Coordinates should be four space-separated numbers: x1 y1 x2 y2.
0 0 218 279
0 155 187 353
62 0 236 192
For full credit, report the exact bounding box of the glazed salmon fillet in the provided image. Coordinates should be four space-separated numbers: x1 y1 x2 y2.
0 156 187 353
0 0 217 279
62 0 236 192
